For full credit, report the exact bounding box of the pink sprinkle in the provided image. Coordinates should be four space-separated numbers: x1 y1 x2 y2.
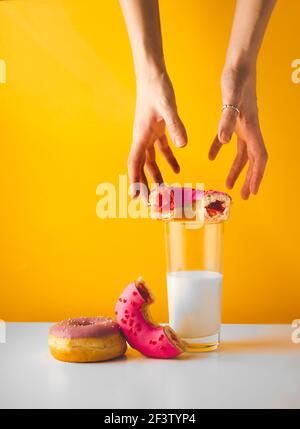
123 299 127 303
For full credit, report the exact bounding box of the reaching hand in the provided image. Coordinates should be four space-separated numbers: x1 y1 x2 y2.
209 68 268 200
128 72 187 199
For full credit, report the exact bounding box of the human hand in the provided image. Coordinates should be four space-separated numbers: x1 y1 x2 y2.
128 71 187 199
209 67 268 199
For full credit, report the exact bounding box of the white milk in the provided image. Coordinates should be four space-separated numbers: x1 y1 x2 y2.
167 270 222 338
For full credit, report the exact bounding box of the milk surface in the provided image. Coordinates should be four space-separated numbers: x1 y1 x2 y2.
167 270 222 338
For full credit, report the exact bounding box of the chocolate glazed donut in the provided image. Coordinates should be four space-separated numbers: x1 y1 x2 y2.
48 317 127 362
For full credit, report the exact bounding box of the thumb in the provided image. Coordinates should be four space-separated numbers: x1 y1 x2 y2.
164 107 188 148
218 106 239 144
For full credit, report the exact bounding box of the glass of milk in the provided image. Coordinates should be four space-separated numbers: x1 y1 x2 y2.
165 220 224 352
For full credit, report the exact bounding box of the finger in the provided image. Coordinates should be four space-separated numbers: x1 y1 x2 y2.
218 108 239 144
145 146 164 184
163 107 188 148
250 149 268 195
157 134 180 173
208 135 223 161
128 125 152 198
139 169 150 204
241 162 253 200
226 139 248 189
128 145 146 198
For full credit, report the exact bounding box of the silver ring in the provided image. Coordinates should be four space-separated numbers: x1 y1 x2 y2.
222 104 240 115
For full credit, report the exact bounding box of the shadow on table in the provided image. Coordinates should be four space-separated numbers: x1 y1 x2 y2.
103 338 299 361
67 336 299 364
111 347 206 362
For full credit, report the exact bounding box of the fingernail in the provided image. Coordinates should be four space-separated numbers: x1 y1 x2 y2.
130 189 139 199
251 184 259 195
220 132 230 143
241 191 250 200
175 137 186 148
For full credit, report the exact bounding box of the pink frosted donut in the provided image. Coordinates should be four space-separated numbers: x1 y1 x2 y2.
149 185 204 220
49 317 119 339
115 278 185 359
48 317 127 362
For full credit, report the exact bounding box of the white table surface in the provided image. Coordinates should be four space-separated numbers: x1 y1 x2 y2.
0 323 299 409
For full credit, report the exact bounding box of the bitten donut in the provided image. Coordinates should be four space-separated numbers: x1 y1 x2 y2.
48 317 127 363
204 190 231 223
149 185 204 220
115 278 185 359
149 185 231 223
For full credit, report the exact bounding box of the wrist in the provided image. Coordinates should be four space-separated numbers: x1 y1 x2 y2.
222 62 256 90
221 63 257 107
135 61 168 89
133 46 166 82
135 61 166 83
223 56 256 80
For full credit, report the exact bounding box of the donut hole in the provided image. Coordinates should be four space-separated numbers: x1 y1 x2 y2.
73 319 91 326
67 317 113 328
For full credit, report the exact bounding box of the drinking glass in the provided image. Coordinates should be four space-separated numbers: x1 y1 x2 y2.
165 220 224 352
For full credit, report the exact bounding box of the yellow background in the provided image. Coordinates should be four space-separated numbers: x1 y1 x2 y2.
0 0 299 322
